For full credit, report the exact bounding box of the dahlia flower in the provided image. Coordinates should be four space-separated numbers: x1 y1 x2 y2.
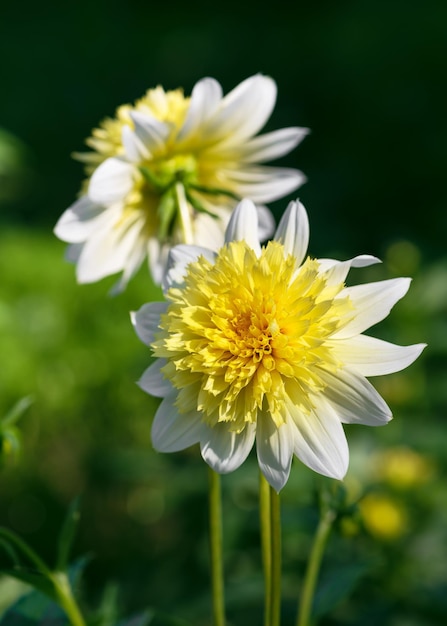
132 199 425 491
55 75 308 291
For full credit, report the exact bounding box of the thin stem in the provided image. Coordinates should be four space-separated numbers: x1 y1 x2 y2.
175 182 194 244
297 507 336 626
208 468 226 626
53 572 87 626
0 529 87 626
259 472 272 626
270 487 282 626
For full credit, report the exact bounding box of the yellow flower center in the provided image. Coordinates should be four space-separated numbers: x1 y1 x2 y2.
153 241 353 433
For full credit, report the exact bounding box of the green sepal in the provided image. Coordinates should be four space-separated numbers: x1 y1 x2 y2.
188 183 239 200
139 167 166 192
157 191 177 240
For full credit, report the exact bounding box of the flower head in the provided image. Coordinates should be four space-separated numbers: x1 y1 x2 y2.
132 199 425 491
55 75 308 291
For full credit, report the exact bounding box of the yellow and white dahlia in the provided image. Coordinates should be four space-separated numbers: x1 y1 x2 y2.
54 75 308 291
132 199 425 491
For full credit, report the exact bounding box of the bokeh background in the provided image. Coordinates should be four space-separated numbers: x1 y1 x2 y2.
0 1 446 624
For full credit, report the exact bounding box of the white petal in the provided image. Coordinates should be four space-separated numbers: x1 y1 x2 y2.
137 359 172 397
151 394 206 453
221 166 306 203
224 199 262 255
76 212 144 283
318 367 392 426
131 301 169 347
54 196 106 243
329 335 426 377
89 158 135 205
231 127 309 163
177 77 223 142
200 423 256 473
274 200 309 266
65 242 83 263
109 240 147 295
257 204 276 241
333 277 412 339
162 243 217 291
202 74 277 144
256 414 294 492
148 238 170 286
129 110 170 154
122 125 151 162
318 255 381 287
287 397 349 479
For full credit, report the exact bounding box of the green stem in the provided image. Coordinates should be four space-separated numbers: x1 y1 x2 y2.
175 182 194 244
297 506 336 626
208 468 226 626
259 472 272 626
270 487 282 626
53 572 87 626
0 528 87 626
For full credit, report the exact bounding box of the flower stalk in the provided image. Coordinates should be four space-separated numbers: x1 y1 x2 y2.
270 487 282 626
297 501 336 626
208 468 226 626
259 472 272 626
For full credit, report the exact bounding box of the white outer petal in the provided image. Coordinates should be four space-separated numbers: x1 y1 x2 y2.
137 359 172 398
162 244 217 291
221 166 306 203
200 423 256 474
129 110 170 154
131 301 169 346
54 196 106 243
228 126 310 164
202 74 277 145
177 77 223 142
333 277 412 339
257 204 276 241
75 212 145 283
89 158 135 205
274 199 309 266
318 255 381 287
224 199 262 255
318 367 392 426
287 396 349 480
256 414 295 492
151 394 206 453
122 125 151 162
329 335 426 377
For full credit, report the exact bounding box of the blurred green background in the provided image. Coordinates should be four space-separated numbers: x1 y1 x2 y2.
0 1 446 624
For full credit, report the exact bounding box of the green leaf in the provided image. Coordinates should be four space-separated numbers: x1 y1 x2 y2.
0 584 66 625
2 396 33 427
56 497 82 573
0 569 59 603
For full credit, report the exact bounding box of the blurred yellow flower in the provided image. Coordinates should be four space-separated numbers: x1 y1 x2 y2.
55 75 308 291
360 493 407 541
375 446 434 489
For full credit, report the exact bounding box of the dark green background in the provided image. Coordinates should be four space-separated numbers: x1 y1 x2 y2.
1 0 446 259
